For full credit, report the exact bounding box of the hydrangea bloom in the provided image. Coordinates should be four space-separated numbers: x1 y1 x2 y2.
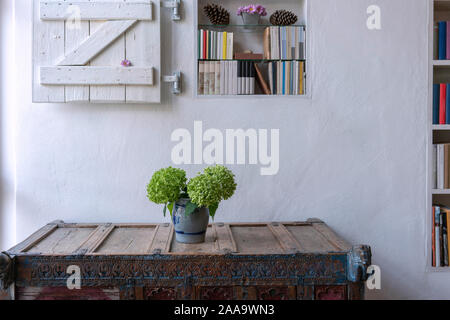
146 167 187 204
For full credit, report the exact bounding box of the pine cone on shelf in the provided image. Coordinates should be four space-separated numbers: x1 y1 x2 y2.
270 10 298 26
203 3 230 25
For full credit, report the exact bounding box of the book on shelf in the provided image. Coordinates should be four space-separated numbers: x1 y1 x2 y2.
433 206 450 267
264 26 305 61
434 143 450 189
431 84 450 124
434 21 450 60
199 29 234 60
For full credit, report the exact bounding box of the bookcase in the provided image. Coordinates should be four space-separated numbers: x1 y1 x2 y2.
429 0 450 271
195 0 309 97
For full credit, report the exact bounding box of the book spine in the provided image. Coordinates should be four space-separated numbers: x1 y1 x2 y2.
199 29 202 59
433 144 437 189
447 22 450 60
447 212 450 267
244 62 249 95
224 61 228 95
237 61 241 95
232 61 238 95
300 61 304 95
438 144 444 189
440 83 447 124
436 206 441 267
209 61 215 95
220 61 225 95
440 212 445 266
215 62 220 95
439 21 447 60
263 27 270 60
290 26 296 60
433 206 436 267
204 61 210 94
445 144 449 189
282 61 286 95
227 33 233 60
443 212 449 266
299 26 305 60
203 30 207 60
250 63 255 95
268 62 273 95
198 62 204 95
223 32 227 60
228 61 233 95
434 84 440 124
435 22 440 60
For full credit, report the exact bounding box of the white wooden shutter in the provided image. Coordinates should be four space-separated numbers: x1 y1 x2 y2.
33 0 161 103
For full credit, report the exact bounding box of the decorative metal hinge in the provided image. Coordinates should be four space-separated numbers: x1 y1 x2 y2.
161 0 181 21
347 245 372 282
0 252 14 290
163 72 182 95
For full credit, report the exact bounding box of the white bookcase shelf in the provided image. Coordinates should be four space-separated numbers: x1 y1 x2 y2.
194 0 309 98
428 0 450 271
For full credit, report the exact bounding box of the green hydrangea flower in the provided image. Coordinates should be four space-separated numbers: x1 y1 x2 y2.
187 173 222 208
146 167 187 205
204 165 237 200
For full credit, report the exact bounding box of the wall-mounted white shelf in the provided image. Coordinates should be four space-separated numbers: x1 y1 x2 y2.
194 0 309 98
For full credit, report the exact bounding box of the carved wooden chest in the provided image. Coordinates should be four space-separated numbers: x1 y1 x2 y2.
0 219 371 300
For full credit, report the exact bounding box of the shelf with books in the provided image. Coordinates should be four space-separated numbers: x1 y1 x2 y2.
195 0 308 98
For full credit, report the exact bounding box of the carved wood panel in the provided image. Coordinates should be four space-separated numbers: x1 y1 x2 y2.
144 287 177 300
198 286 235 300
315 285 347 300
255 286 296 300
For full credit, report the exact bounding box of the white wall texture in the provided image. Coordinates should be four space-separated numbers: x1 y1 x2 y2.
2 0 449 299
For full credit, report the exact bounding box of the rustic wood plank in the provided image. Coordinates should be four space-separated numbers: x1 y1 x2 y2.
40 66 154 85
267 222 302 254
94 226 156 254
40 0 153 21
213 223 237 253
125 1 160 103
230 225 283 254
74 224 114 254
285 224 338 253
65 20 90 102
6 222 59 253
89 20 125 102
310 221 351 251
170 226 216 253
58 20 137 66
32 0 65 102
25 227 97 254
148 223 173 254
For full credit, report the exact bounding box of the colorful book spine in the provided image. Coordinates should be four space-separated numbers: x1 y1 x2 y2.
447 22 450 60
433 206 436 267
436 206 441 267
434 84 440 124
447 84 450 124
439 21 447 60
440 83 447 124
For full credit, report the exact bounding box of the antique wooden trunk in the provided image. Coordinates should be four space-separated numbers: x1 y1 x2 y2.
0 219 371 300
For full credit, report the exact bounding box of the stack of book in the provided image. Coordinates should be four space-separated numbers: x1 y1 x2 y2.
199 61 260 95
435 21 450 60
432 206 450 267
433 83 450 124
198 30 234 60
263 26 306 60
432 144 450 189
198 61 304 95
268 61 304 95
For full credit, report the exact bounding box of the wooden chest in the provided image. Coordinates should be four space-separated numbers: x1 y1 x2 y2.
0 219 371 300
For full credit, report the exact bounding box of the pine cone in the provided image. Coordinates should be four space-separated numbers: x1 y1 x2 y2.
203 3 230 25
270 10 298 26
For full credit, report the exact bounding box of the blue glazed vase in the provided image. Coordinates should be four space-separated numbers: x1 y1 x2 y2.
173 198 210 244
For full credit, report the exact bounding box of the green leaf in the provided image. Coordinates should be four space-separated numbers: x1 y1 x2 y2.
185 201 198 216
163 204 167 217
168 202 174 217
209 202 219 220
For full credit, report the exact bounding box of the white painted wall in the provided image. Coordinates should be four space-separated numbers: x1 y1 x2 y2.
3 0 450 298
0 0 16 251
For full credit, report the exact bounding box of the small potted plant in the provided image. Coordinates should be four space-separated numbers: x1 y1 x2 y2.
147 165 237 244
237 4 267 25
